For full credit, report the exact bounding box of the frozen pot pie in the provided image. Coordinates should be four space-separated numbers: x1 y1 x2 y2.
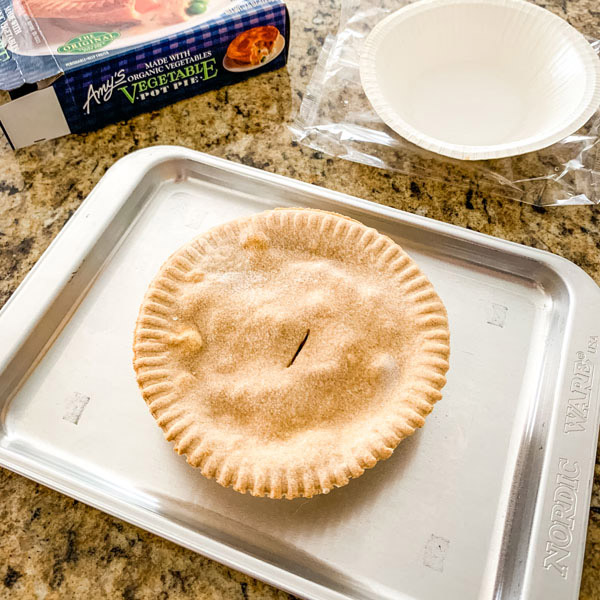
133 208 450 499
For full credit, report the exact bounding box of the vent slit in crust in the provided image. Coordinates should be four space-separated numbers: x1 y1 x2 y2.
287 329 310 368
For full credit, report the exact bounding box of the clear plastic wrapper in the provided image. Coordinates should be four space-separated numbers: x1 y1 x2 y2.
291 0 600 206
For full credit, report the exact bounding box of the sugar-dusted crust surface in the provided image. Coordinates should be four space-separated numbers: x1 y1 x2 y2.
133 208 450 499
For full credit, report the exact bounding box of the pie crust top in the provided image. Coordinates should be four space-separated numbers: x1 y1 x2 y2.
133 208 450 499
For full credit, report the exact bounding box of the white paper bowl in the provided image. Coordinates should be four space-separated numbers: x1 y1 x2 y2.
359 0 600 160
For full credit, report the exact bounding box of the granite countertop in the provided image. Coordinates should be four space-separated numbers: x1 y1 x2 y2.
1 0 600 598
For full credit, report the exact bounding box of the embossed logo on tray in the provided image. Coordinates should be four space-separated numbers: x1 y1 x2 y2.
564 336 597 434
543 458 580 578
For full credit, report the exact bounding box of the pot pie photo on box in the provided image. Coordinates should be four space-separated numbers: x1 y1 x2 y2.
224 25 284 71
133 208 450 499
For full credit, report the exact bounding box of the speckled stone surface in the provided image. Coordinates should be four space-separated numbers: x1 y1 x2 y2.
1 0 600 598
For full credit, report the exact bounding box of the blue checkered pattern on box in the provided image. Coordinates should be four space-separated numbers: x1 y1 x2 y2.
53 0 288 133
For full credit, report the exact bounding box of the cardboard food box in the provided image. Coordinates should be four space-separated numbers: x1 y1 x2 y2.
0 0 290 148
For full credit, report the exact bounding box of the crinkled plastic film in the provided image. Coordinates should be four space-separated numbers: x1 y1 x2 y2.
291 0 600 206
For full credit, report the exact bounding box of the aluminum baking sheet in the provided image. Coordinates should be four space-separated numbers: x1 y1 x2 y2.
1 146 599 600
